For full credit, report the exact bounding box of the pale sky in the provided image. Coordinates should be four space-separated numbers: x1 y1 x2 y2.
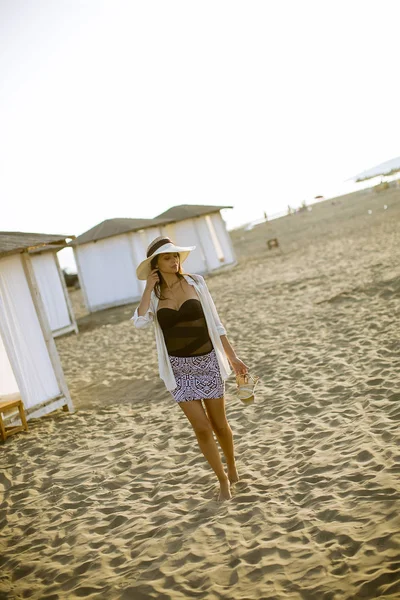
1 1 400 270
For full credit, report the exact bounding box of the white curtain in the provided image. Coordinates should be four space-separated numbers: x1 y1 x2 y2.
143 227 162 248
132 227 163 286
187 217 218 271
77 235 139 310
172 220 207 273
32 253 71 332
210 213 235 264
0 255 61 409
0 331 19 396
130 233 147 294
161 223 176 243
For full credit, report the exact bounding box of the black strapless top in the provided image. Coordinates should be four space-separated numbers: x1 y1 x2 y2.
157 298 213 357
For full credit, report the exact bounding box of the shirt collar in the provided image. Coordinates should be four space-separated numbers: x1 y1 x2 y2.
183 274 197 287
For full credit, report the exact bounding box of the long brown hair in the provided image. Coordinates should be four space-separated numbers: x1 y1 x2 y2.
150 254 195 300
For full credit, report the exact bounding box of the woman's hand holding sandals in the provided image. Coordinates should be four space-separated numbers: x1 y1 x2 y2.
229 355 248 375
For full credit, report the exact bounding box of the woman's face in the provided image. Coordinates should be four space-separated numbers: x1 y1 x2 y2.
157 252 180 275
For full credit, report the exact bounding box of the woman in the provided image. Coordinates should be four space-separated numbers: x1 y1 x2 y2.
132 236 248 501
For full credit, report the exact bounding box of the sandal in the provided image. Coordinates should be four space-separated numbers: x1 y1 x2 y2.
236 372 260 405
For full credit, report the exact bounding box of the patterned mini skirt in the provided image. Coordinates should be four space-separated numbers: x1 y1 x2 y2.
168 348 225 403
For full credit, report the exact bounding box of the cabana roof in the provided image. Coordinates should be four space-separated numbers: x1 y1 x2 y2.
71 205 233 246
28 244 70 255
70 217 173 246
0 232 72 259
155 204 233 221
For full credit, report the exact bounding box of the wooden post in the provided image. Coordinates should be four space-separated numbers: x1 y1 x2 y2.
54 252 79 334
0 411 6 442
21 253 75 414
18 401 28 431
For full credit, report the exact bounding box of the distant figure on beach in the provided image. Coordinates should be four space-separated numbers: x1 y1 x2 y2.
132 236 248 501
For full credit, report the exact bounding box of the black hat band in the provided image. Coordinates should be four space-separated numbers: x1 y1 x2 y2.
146 237 172 258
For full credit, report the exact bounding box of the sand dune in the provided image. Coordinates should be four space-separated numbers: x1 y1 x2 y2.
1 188 400 599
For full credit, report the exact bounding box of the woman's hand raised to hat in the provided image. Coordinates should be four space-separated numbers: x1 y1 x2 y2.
145 269 160 291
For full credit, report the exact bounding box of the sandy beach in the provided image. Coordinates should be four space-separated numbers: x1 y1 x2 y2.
1 186 400 599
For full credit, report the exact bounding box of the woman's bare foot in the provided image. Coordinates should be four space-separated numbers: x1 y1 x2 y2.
218 477 232 501
227 463 239 485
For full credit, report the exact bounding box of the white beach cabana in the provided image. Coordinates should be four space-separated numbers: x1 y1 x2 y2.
0 231 78 337
0 233 74 426
29 243 79 337
0 233 78 338
71 205 236 313
155 205 236 274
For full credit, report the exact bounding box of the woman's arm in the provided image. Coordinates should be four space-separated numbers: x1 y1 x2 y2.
221 335 248 374
220 335 237 362
132 302 154 329
137 286 153 317
131 270 159 329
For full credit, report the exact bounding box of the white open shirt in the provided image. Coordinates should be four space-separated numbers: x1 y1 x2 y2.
131 273 232 391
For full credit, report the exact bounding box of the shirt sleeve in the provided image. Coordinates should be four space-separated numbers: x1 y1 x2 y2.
131 301 154 329
197 274 227 336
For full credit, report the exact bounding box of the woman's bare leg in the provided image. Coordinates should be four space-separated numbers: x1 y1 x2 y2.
178 400 231 500
203 397 239 484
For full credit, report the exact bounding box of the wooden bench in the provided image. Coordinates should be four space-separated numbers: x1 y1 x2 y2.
0 396 29 443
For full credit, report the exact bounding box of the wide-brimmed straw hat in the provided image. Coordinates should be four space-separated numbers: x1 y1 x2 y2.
136 236 196 280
